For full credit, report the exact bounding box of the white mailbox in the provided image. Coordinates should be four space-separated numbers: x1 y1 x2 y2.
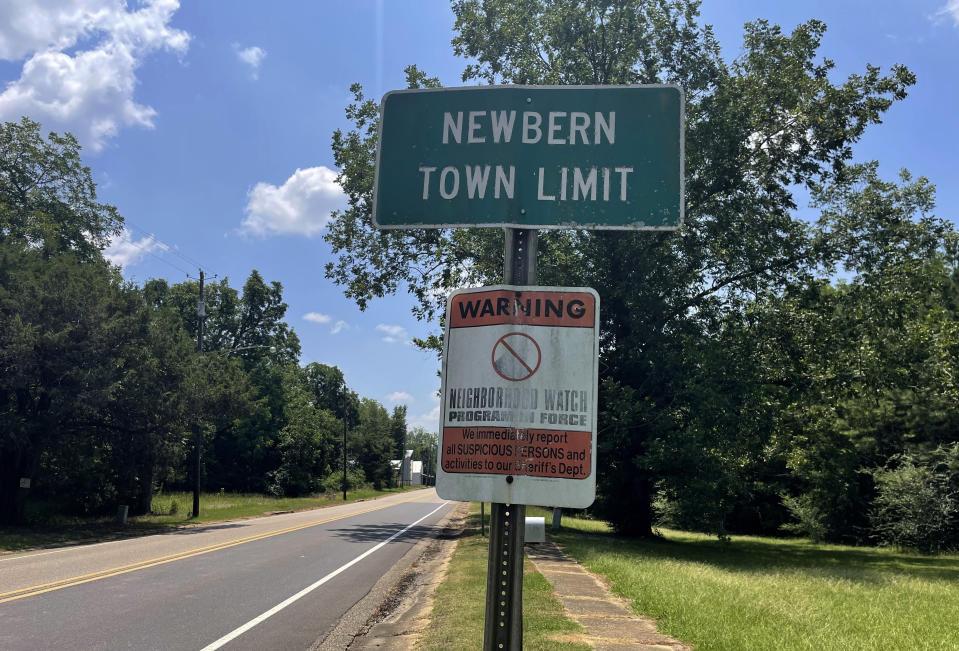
525 516 546 544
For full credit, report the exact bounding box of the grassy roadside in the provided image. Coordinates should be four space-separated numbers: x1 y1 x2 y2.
545 509 959 651
0 487 423 553
418 504 590 651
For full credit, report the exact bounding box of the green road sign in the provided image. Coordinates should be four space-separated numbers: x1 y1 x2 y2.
373 85 684 230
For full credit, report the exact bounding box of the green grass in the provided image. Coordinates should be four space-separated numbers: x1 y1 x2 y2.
543 509 959 651
419 505 590 651
143 487 419 524
0 487 423 553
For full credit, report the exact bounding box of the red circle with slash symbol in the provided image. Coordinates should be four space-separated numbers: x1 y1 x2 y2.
491 332 542 381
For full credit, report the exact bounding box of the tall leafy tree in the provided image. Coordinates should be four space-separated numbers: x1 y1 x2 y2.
159 271 300 363
154 272 301 492
269 366 341 496
0 117 123 258
0 244 132 522
302 362 358 417
743 164 959 542
354 398 395 490
325 1 914 535
390 405 408 460
0 118 129 523
95 291 194 516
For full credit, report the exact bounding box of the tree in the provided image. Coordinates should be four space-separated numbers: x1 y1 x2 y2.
325 1 915 536
154 272 302 493
0 243 130 522
354 398 395 490
0 117 123 258
0 117 209 522
159 271 301 363
302 362 353 415
717 161 957 543
269 367 340 496
390 405 408 460
97 292 195 516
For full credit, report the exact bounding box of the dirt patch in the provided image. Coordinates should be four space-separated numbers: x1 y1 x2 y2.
367 565 419 625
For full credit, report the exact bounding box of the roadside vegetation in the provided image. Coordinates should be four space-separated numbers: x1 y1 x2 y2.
0 487 423 553
538 508 959 651
419 505 589 651
0 119 438 528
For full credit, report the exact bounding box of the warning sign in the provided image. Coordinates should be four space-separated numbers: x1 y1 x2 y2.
436 285 599 508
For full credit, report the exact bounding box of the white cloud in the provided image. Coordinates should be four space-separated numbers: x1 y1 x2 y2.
376 324 408 344
936 0 959 26
303 312 331 324
409 403 441 431
103 228 168 267
241 166 346 237
0 0 190 151
386 391 413 404
233 43 265 79
304 313 351 335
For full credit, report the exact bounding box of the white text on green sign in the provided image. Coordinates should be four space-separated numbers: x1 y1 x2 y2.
373 85 684 230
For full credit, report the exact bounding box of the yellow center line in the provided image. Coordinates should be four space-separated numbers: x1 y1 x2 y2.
0 492 436 604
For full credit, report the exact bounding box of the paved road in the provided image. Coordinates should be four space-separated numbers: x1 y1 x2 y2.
0 489 453 650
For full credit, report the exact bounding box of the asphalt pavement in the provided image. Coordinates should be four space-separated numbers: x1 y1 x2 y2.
0 489 453 650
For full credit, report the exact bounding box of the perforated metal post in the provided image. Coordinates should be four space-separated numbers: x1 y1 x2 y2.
484 502 526 649
483 227 537 651
503 228 537 286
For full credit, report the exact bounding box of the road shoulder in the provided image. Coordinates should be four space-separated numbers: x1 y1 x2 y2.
317 501 469 650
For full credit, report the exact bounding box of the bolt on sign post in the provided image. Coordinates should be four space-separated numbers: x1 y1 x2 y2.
372 84 684 651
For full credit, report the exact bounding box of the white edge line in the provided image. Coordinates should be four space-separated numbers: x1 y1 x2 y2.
199 501 450 651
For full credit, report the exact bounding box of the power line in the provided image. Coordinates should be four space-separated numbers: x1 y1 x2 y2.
122 220 207 271
116 234 196 278
121 218 215 275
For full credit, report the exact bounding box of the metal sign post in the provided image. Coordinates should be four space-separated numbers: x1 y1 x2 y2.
485 500 525 649
483 227 536 651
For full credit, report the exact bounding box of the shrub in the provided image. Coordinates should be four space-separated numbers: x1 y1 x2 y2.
320 467 367 495
781 493 830 543
871 447 958 554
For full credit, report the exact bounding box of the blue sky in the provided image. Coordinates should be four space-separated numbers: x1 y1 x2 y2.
1 1 956 432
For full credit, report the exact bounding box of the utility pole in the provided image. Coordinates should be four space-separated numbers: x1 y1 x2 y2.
193 270 205 519
342 384 348 501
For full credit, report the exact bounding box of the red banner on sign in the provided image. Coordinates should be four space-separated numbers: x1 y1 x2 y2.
449 290 595 329
441 427 592 479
